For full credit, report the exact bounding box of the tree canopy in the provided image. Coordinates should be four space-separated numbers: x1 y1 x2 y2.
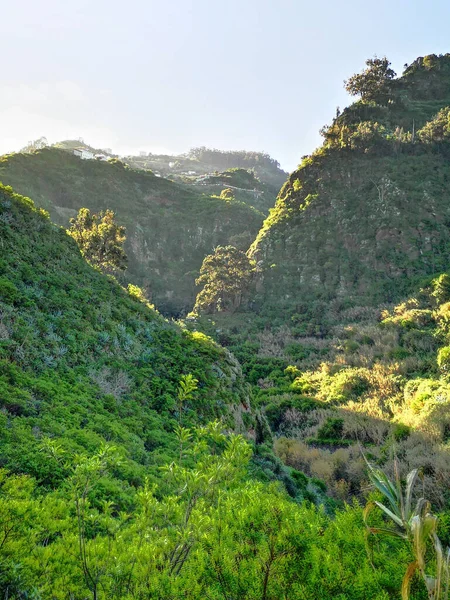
194 246 256 314
344 56 396 103
68 208 127 272
220 188 236 201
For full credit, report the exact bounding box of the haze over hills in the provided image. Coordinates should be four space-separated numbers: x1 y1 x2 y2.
0 145 278 314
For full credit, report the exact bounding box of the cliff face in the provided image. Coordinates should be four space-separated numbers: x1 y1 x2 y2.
250 54 450 310
0 149 264 314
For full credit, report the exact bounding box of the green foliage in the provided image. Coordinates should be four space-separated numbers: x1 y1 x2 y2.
344 56 396 103
264 395 318 431
0 182 252 497
219 187 235 201
0 447 416 599
6 52 450 599
0 148 264 315
418 107 450 143
68 207 127 272
0 278 19 303
437 346 450 372
393 423 411 442
194 245 256 314
248 55 450 318
317 417 344 441
364 461 450 599
431 274 450 305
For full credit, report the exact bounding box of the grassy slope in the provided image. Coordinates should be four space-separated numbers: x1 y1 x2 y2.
0 149 264 314
0 182 252 501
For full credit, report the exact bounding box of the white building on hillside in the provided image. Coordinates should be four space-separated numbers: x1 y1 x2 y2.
74 148 95 160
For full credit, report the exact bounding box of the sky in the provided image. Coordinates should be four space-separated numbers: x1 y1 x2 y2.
1 0 450 172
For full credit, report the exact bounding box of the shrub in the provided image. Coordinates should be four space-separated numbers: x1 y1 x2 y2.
393 423 410 441
0 278 19 303
317 417 344 441
438 346 450 372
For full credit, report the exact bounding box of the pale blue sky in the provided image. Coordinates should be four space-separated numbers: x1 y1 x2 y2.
1 0 449 171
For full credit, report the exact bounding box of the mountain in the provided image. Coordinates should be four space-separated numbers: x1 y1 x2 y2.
250 54 450 313
0 148 264 315
124 146 287 203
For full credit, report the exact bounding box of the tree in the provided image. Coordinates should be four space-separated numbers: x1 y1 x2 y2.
194 246 255 314
20 137 48 153
418 107 450 143
220 188 235 201
344 56 396 103
68 208 127 272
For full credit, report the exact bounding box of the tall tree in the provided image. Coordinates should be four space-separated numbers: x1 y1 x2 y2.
68 208 127 272
194 246 255 314
344 56 396 103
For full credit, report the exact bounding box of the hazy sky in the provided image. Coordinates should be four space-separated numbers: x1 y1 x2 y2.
1 0 450 172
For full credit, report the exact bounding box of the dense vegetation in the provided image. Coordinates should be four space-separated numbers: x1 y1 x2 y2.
68 208 127 272
0 183 257 481
0 182 426 600
187 54 450 596
249 54 450 312
4 52 450 599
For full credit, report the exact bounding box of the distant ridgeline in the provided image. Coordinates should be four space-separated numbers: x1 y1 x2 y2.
0 148 266 315
125 147 286 193
248 54 450 313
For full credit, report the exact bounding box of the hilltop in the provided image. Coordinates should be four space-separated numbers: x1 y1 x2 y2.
124 146 287 205
249 54 450 312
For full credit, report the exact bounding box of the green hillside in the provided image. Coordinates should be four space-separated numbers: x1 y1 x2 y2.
0 148 264 315
0 184 430 600
5 52 450 600
250 54 450 312
0 182 253 484
189 167 277 213
188 53 450 533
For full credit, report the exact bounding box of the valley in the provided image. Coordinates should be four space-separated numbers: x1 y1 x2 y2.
2 53 450 599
